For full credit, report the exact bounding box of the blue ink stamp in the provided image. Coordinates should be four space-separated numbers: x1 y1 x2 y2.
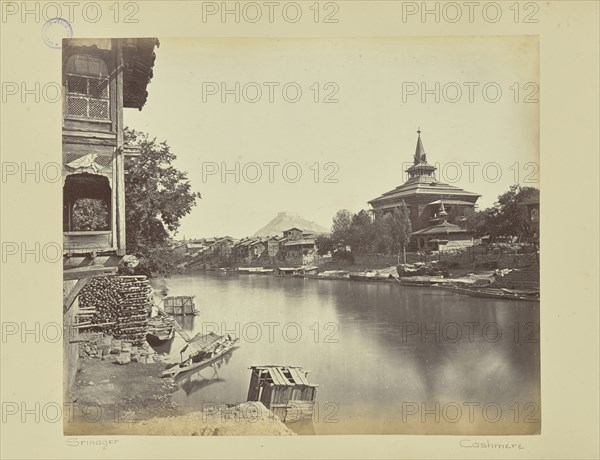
42 18 73 49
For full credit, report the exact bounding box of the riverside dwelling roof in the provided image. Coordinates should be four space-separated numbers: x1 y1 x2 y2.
65 38 159 110
213 236 235 244
284 238 317 247
234 237 260 248
121 38 160 109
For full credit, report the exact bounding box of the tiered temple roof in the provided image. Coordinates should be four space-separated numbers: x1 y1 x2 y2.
368 130 480 211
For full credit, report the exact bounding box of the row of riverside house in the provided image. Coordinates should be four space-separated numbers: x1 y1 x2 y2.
180 227 321 267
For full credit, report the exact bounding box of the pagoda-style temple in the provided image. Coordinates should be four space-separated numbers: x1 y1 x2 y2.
369 130 480 234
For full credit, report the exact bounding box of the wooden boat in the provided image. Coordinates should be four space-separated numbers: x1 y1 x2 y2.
238 267 273 274
146 325 175 346
349 271 392 281
161 332 240 378
434 284 539 301
146 314 177 347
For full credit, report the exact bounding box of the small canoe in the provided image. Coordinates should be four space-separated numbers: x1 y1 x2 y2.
146 326 175 347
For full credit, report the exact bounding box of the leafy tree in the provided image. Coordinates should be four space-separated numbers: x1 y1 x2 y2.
465 207 497 237
348 210 375 253
124 128 201 276
387 203 412 263
331 209 353 248
71 198 109 231
372 210 393 253
493 185 538 240
472 185 539 242
316 234 335 255
369 205 412 261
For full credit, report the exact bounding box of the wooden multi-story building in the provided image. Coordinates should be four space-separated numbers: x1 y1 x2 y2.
62 38 159 393
368 130 480 232
63 38 159 261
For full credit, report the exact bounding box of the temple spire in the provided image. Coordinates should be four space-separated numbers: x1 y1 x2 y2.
438 201 448 220
414 128 426 164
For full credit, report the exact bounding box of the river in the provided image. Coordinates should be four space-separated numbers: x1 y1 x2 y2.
151 273 540 435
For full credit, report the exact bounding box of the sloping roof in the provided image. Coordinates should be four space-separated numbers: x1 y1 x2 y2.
427 199 476 207
248 239 266 247
412 221 471 236
180 332 222 360
121 38 160 109
370 181 480 207
284 239 316 246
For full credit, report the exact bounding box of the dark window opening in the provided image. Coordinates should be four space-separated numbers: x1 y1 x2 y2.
63 174 111 232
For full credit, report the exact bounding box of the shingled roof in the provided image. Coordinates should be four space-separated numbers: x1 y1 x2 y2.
412 220 471 236
369 130 480 208
121 38 160 110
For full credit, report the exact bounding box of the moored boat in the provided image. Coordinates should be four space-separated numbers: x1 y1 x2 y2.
146 325 175 346
161 332 240 378
434 283 539 301
146 314 177 347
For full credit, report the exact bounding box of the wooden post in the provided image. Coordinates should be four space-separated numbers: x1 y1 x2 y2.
63 278 90 314
114 39 126 256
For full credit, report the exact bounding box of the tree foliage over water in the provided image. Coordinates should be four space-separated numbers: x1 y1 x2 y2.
124 128 201 276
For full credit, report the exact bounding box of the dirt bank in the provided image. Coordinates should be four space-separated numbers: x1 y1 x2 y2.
65 357 180 434
66 342 294 436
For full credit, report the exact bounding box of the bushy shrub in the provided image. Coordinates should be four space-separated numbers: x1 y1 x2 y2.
333 250 355 265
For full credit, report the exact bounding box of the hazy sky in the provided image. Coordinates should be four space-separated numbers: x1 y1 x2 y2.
125 36 539 239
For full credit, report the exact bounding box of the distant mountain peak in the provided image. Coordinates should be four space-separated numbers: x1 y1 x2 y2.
253 212 329 237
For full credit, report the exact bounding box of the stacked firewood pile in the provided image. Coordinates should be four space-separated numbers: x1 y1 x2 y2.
77 275 152 345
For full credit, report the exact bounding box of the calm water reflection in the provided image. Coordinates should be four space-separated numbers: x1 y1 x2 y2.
152 273 540 434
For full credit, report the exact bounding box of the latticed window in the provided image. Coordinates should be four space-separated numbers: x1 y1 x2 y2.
65 54 110 120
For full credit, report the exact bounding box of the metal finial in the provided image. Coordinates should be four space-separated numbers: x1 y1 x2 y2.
417 127 421 136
